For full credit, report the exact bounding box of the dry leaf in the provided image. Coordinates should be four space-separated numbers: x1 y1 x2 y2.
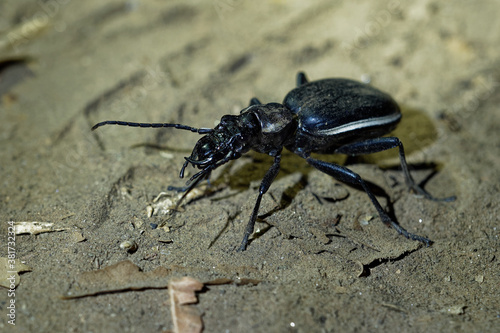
70 231 86 243
14 222 66 235
62 260 261 299
441 304 466 315
169 277 204 333
62 260 172 299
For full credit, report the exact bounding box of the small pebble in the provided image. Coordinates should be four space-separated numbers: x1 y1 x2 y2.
119 240 138 253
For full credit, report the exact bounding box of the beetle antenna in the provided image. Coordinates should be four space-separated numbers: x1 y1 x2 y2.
91 120 212 134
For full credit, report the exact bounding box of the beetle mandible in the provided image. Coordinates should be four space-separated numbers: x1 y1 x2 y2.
92 72 455 251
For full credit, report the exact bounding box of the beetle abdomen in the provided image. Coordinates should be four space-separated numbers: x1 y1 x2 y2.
284 79 401 154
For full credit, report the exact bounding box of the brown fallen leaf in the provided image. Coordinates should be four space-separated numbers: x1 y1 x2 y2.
61 260 172 299
62 260 264 299
169 277 204 333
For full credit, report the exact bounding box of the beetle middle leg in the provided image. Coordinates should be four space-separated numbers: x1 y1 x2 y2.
335 137 456 202
305 157 432 245
238 153 282 251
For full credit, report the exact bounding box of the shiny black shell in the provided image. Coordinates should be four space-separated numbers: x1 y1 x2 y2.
283 78 401 156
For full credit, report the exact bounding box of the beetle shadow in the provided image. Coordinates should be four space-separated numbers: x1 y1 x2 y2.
350 106 442 167
219 151 313 191
345 105 449 192
215 151 316 210
218 151 398 222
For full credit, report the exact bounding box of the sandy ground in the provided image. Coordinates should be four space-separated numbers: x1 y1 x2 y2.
0 1 499 332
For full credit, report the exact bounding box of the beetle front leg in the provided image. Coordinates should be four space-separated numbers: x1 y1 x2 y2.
306 157 432 245
335 137 456 202
238 153 282 251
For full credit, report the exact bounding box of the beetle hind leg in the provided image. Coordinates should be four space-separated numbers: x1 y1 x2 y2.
335 137 456 202
306 157 432 245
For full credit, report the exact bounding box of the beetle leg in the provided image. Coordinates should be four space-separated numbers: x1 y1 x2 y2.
238 153 282 251
296 72 309 86
306 157 432 246
249 97 262 106
335 137 456 202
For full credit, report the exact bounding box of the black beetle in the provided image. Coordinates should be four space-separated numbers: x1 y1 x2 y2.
92 72 455 251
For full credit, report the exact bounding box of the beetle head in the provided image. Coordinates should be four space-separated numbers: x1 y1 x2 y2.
180 113 259 184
